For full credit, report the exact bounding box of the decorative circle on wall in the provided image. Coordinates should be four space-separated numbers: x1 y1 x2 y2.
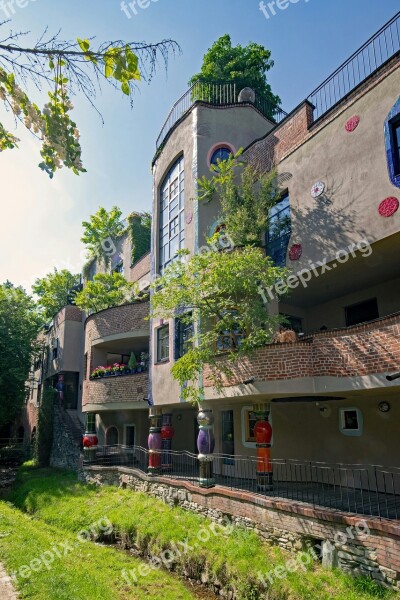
186 212 193 224
289 244 302 261
345 115 360 132
311 181 325 198
378 197 399 217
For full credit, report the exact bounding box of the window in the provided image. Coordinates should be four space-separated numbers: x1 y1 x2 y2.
244 410 258 443
281 314 303 333
87 413 96 432
52 339 58 360
125 425 136 447
345 298 379 327
391 117 400 176
106 353 130 367
216 310 244 352
113 261 124 274
266 192 291 267
221 410 235 464
210 146 232 166
340 408 363 436
159 156 185 273
84 353 88 380
156 325 170 362
106 427 119 445
175 315 194 359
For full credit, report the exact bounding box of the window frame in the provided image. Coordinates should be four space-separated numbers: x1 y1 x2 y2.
159 156 185 274
266 191 292 267
391 116 400 176
175 314 194 359
215 309 245 353
156 324 170 363
339 407 363 437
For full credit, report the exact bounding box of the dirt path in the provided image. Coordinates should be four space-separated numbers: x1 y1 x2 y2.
0 564 18 599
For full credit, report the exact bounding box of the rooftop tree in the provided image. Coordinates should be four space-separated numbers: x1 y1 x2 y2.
81 206 124 270
189 34 280 108
74 272 144 314
32 268 81 321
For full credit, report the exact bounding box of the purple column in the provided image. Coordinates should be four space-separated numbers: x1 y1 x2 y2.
197 409 215 488
161 413 174 471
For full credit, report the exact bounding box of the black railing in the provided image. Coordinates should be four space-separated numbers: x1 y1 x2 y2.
84 447 400 521
156 80 287 150
308 11 400 120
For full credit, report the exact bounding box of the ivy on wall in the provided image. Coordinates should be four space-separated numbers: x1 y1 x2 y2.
128 212 151 265
35 386 56 467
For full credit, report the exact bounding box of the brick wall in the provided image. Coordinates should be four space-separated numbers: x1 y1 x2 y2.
130 252 150 283
204 313 400 387
82 372 149 408
53 305 83 327
85 302 149 345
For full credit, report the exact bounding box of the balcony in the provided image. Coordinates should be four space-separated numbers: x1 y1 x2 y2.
155 80 287 152
83 370 149 412
204 312 400 395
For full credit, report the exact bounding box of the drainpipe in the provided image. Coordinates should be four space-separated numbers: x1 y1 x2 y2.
386 372 400 381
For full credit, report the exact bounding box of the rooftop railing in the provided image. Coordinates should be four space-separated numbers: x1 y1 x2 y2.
307 11 400 121
155 80 287 150
84 445 400 520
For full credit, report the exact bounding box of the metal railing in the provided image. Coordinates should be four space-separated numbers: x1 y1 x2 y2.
308 11 400 120
156 80 287 150
84 446 400 520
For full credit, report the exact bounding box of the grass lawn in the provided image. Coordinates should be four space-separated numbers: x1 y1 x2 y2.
5 464 400 600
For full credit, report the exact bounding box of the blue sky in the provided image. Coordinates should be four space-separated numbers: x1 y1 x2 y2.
0 0 398 289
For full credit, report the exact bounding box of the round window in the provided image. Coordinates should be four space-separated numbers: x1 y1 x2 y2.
210 147 232 166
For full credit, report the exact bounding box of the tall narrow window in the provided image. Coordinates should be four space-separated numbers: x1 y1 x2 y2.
159 156 185 273
156 325 170 363
175 315 194 359
391 117 400 176
221 410 235 465
266 192 291 267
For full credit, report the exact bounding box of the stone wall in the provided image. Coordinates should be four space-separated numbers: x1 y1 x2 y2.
79 465 400 590
50 407 81 471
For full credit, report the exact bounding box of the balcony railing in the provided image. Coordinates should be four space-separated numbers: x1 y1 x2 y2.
156 80 287 150
307 11 400 120
84 446 400 520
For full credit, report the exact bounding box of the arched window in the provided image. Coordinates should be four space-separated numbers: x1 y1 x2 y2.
210 147 232 166
106 427 119 446
159 156 185 273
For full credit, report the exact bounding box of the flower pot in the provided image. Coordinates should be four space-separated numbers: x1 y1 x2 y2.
130 368 137 374
137 366 142 373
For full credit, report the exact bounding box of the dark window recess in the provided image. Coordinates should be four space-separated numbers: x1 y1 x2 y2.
391 117 400 175
175 316 194 359
125 426 135 446
157 325 170 362
266 192 291 267
281 314 303 333
221 410 235 465
345 298 379 327
113 261 124 274
343 410 359 430
106 427 119 445
106 353 130 367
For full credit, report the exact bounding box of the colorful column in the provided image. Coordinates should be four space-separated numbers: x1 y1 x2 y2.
148 407 162 476
161 413 174 471
82 412 98 463
197 409 215 488
253 404 273 491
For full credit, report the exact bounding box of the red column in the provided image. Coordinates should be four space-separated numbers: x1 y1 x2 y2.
253 405 273 491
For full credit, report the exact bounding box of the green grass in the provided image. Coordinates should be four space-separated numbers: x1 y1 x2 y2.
6 464 400 600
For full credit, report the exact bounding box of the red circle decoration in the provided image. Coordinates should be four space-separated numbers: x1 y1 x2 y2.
83 435 98 448
378 197 399 217
345 115 360 132
289 244 302 261
161 425 175 440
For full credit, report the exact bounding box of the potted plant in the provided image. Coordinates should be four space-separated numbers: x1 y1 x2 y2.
97 366 106 378
128 352 137 374
104 366 113 377
140 352 149 371
112 362 121 376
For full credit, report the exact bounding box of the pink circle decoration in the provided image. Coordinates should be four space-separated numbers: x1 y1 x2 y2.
345 115 360 132
378 197 399 217
289 244 302 261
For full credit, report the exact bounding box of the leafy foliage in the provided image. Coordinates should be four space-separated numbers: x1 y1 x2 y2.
189 34 280 108
35 386 56 467
198 151 278 246
127 211 152 264
74 272 143 314
32 269 81 321
151 243 288 404
0 26 179 176
0 283 42 428
81 206 124 269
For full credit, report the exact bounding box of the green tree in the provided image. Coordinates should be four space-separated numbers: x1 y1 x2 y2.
75 272 143 314
189 34 280 108
0 283 42 428
198 151 278 247
81 206 124 270
151 242 288 404
0 27 178 177
32 269 81 321
35 386 56 467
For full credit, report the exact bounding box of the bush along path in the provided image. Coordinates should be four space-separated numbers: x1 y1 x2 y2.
6 464 400 600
